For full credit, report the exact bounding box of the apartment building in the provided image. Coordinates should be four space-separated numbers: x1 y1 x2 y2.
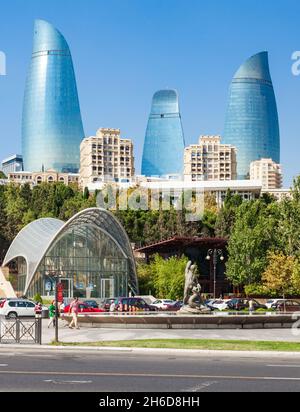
184 135 237 182
250 158 283 190
80 128 135 188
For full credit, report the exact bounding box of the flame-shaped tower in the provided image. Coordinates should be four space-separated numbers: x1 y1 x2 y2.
22 20 85 173
142 89 185 177
223 52 280 179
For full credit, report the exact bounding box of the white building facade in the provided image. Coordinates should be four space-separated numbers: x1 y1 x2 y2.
184 136 237 182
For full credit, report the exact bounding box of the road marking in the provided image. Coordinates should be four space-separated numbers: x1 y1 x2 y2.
0 370 299 382
184 381 218 392
267 365 300 368
44 379 92 385
0 365 8 367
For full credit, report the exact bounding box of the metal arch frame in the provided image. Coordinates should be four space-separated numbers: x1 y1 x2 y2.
49 221 129 260
3 218 65 291
2 208 138 296
62 208 138 295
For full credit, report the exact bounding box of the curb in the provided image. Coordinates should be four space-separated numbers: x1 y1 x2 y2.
1 344 300 358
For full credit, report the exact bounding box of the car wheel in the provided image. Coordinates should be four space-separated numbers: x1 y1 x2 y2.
7 312 18 319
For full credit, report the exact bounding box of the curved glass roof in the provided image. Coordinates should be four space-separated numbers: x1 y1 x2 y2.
3 208 138 295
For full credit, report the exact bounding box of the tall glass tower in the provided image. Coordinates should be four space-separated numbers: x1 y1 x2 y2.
22 20 85 173
141 89 185 177
223 52 280 179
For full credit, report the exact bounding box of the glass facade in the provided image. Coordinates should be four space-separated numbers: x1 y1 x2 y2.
223 52 280 179
25 226 129 299
142 90 185 177
22 20 85 173
3 208 138 299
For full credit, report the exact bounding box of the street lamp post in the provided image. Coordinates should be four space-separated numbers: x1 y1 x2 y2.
47 271 63 344
206 249 225 299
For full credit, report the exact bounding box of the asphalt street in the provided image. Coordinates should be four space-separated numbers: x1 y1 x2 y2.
0 348 300 392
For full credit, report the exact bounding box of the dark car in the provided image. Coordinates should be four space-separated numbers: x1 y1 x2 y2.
164 301 184 312
83 300 99 309
114 297 158 312
272 300 300 313
100 298 117 312
227 298 267 311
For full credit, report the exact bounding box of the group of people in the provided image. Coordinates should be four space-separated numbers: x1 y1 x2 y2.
35 297 81 330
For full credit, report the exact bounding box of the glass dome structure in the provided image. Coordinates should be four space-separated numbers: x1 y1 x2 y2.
2 209 138 299
22 19 85 173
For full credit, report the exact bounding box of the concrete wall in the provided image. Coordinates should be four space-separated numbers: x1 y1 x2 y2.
63 313 298 330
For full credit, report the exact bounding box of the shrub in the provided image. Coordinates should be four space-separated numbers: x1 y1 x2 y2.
33 294 43 304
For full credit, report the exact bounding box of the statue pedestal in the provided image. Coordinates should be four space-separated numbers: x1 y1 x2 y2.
179 305 212 315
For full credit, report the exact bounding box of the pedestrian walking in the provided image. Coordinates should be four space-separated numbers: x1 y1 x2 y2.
48 301 56 328
34 301 42 317
109 299 116 313
249 298 255 315
68 297 80 329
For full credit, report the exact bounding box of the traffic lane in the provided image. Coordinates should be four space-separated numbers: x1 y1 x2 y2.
0 350 300 392
1 370 300 393
1 350 300 380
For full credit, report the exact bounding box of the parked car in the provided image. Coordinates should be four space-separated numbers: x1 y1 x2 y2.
83 300 99 309
163 300 184 312
227 298 267 311
206 299 231 311
63 302 105 314
272 300 300 312
100 298 117 312
266 299 288 309
0 299 43 319
205 299 216 309
114 297 158 312
151 299 176 310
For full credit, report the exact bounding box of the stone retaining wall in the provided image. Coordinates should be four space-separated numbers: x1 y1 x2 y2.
62 314 298 330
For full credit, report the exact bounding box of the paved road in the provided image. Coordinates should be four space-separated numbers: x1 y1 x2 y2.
0 348 300 392
42 320 300 344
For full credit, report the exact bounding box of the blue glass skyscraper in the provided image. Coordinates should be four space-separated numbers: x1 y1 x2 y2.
223 52 280 179
142 90 185 177
22 20 85 173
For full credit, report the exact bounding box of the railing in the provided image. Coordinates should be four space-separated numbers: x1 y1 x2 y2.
0 317 42 345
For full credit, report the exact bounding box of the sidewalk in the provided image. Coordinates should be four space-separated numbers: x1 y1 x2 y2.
42 319 300 344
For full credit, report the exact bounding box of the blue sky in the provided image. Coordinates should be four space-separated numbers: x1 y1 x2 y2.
0 0 299 186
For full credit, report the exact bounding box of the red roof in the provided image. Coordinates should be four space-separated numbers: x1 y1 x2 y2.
136 236 227 254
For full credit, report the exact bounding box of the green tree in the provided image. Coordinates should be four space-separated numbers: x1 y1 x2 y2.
226 199 280 288
215 190 243 238
137 262 156 295
277 178 300 257
262 252 300 297
83 187 90 200
152 255 188 300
